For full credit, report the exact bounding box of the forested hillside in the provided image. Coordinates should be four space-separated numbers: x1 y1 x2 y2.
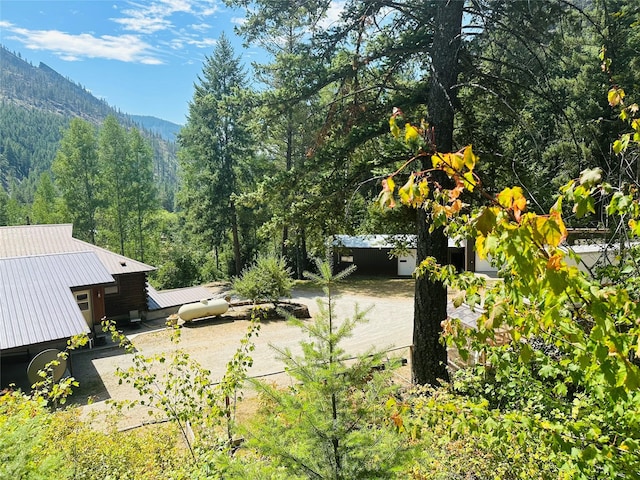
0 46 178 208
2 1 640 477
130 115 182 141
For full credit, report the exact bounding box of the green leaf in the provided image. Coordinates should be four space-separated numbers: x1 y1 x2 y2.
613 134 630 154
624 368 640 390
520 342 533 363
579 167 602 187
553 382 568 397
581 445 598 462
474 207 498 236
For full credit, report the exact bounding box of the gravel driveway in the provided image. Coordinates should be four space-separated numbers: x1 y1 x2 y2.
72 282 416 428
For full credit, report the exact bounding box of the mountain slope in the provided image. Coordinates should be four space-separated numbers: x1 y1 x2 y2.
1 47 116 122
130 115 182 141
0 46 178 207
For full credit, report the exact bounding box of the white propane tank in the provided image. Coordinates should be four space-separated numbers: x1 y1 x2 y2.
178 298 229 321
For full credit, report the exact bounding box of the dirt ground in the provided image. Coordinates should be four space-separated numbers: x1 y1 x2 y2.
70 278 417 429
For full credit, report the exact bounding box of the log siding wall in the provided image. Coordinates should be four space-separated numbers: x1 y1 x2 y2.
105 273 148 319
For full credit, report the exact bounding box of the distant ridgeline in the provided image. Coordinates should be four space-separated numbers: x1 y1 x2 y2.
0 45 180 208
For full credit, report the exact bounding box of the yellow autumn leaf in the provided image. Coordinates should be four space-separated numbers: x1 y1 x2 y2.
450 152 464 172
513 191 527 213
613 139 623 154
531 213 567 248
405 123 419 143
475 235 487 259
608 87 625 107
628 219 640 237
463 145 478 170
463 171 476 192
383 176 395 193
498 186 526 210
399 174 422 207
418 179 430 197
389 116 400 138
546 253 563 271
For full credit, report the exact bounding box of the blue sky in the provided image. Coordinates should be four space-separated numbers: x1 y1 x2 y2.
0 0 266 125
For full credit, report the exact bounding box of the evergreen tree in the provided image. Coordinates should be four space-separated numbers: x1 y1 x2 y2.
244 261 411 478
234 0 466 384
178 33 253 276
0 188 8 226
249 23 325 278
410 0 464 385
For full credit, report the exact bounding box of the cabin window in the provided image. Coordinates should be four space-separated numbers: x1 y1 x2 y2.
105 284 119 295
340 255 354 263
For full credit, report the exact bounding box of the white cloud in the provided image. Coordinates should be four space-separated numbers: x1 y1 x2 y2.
231 17 246 26
185 37 217 48
3 0 224 63
1 22 163 64
113 0 219 34
317 0 346 30
170 39 185 50
112 15 172 34
190 22 211 32
197 1 220 17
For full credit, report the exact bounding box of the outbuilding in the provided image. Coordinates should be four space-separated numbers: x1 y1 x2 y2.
330 234 484 277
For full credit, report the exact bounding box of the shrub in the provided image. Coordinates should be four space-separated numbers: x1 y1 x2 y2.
232 255 294 305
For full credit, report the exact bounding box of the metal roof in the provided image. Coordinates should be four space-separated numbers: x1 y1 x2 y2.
332 234 464 249
332 234 417 249
0 224 155 275
147 284 216 310
0 252 114 350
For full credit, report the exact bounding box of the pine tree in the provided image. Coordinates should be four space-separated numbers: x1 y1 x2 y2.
244 260 411 479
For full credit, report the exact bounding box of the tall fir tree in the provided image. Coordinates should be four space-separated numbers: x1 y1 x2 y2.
178 33 252 276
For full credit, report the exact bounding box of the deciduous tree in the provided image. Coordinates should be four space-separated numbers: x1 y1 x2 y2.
127 127 157 262
99 115 132 255
52 118 102 243
31 172 67 224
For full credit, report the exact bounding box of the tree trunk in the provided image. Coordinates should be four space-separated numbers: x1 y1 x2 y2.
282 110 294 269
412 0 464 386
297 228 308 279
230 201 242 276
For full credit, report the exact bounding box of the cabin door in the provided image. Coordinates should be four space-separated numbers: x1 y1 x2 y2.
74 290 93 328
397 250 417 276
